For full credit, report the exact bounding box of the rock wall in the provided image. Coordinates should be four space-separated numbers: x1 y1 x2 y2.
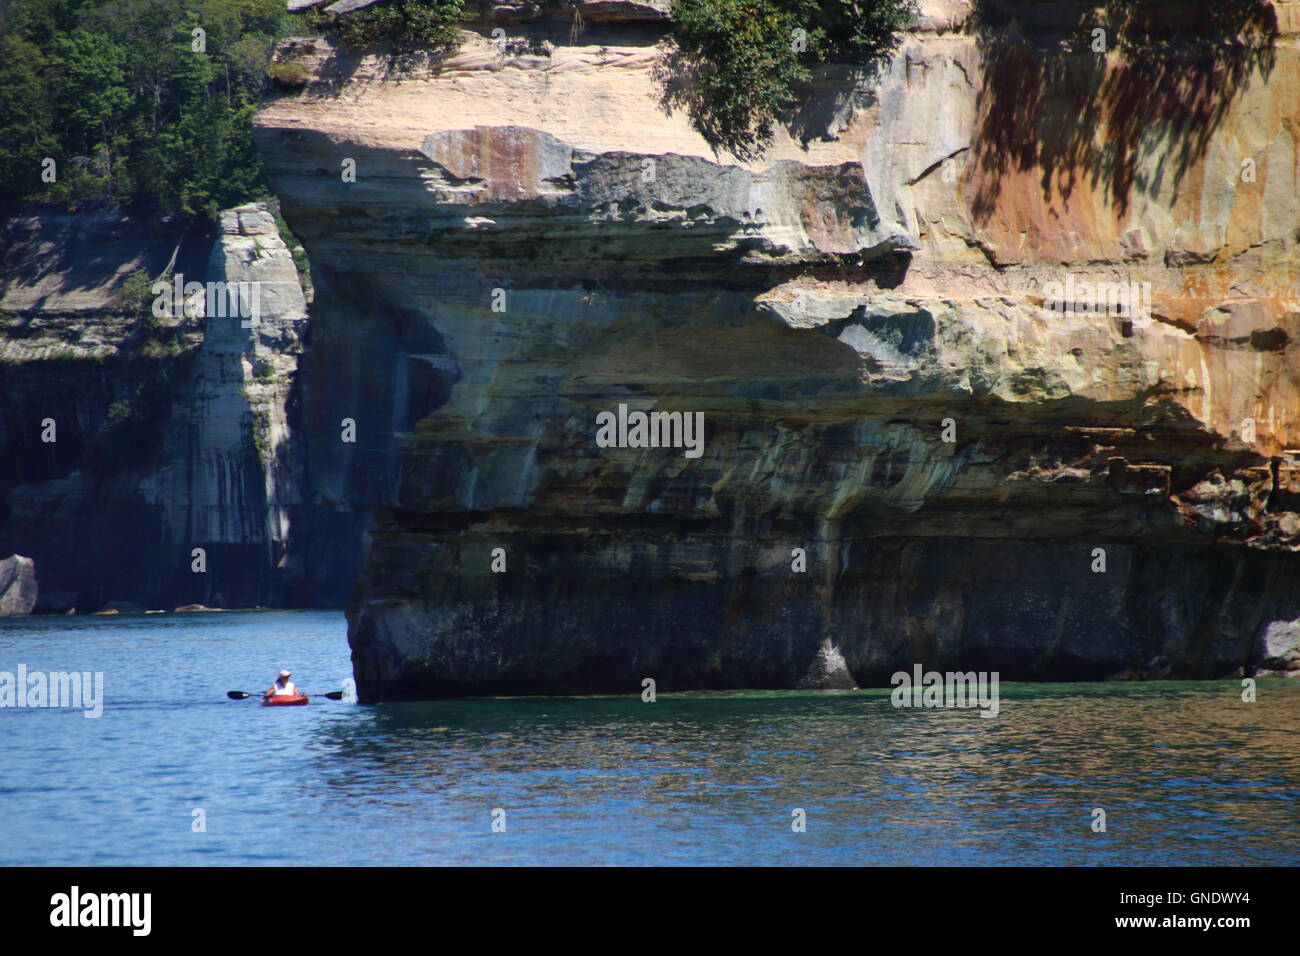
0 204 343 611
253 0 1300 698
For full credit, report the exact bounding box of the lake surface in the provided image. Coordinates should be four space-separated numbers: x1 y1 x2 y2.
2 610 1298 866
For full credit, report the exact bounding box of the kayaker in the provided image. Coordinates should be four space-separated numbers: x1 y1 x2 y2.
264 669 298 699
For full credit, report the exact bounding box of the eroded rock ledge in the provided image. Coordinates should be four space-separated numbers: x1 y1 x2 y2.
255 3 1300 699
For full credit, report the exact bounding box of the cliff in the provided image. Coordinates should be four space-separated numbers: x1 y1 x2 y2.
4 0 1299 696
0 204 351 610
253 0 1300 698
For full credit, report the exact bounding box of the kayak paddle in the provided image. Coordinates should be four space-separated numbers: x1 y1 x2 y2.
226 690 345 701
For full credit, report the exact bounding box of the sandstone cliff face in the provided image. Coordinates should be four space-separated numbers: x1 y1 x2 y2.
135 204 316 604
254 0 1300 698
0 204 334 610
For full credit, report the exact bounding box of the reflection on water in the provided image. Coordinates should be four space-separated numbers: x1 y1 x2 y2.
1 611 1297 865
308 685 1300 866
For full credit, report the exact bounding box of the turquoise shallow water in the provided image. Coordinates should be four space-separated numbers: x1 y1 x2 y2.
1 609 1298 865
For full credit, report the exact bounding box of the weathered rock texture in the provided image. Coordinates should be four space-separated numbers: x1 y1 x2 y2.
0 204 343 609
0 555 38 616
255 0 1300 698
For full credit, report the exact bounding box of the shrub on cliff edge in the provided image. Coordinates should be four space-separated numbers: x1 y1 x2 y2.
328 0 466 54
661 0 918 159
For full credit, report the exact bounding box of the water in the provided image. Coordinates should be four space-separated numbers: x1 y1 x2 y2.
2 610 1298 865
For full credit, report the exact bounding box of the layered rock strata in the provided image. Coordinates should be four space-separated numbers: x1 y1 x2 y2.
250 0 1300 697
0 204 333 609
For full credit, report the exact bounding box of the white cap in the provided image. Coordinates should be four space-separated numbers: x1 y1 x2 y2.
279 669 292 678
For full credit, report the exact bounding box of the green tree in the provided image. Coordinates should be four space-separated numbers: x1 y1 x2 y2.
0 36 58 203
330 0 465 54
0 0 299 222
662 0 917 159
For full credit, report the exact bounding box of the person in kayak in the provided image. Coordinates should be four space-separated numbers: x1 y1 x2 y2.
264 669 299 699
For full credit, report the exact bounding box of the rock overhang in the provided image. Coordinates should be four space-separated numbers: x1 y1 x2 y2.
251 8 1300 698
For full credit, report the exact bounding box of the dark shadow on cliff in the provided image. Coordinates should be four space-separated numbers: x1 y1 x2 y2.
0 212 209 306
968 0 1277 221
781 62 887 150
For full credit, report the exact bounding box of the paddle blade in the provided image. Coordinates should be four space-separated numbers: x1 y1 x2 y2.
320 691 345 701
226 691 255 700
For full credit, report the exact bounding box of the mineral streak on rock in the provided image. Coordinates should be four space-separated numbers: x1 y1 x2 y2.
255 1 1300 700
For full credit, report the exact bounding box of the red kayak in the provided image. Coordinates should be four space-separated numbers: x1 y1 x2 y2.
261 694 310 707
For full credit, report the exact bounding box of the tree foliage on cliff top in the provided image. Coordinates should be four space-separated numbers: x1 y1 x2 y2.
660 0 918 159
325 0 465 54
0 0 300 223
316 0 913 159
